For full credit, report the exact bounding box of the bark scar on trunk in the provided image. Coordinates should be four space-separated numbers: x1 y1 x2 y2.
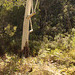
24 41 29 58
20 41 29 58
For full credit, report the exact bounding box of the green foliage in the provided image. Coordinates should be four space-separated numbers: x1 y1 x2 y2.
29 40 41 56
0 1 25 54
4 24 17 37
0 0 75 74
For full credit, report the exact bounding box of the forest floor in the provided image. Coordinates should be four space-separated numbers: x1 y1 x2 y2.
0 52 75 75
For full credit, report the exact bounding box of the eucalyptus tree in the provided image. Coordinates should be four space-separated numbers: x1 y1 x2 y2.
21 0 39 57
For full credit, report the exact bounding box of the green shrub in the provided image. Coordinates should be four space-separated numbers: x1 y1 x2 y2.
29 41 41 56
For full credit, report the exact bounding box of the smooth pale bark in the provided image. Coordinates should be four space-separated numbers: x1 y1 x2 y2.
21 0 32 50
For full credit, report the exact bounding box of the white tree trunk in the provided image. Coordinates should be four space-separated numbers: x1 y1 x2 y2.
21 0 32 50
